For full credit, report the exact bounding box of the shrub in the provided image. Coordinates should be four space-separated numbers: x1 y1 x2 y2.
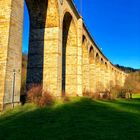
27 85 42 104
124 71 140 93
94 91 111 100
83 91 93 97
61 91 70 102
117 90 126 98
39 91 55 107
21 53 28 104
102 92 110 99
83 91 112 100
62 96 70 103
92 93 100 99
62 91 66 97
110 86 127 99
27 85 54 107
110 87 119 99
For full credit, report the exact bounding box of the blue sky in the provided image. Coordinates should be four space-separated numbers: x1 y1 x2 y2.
22 0 140 69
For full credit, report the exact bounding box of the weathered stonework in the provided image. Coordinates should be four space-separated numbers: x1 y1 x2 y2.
0 0 127 110
0 0 23 110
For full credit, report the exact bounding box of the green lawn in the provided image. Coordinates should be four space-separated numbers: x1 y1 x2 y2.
0 95 140 140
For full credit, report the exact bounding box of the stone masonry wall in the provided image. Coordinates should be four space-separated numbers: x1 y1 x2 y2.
4 0 24 107
0 0 24 110
0 0 12 110
0 0 127 110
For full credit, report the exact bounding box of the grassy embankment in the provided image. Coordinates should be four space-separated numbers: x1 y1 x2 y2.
0 94 140 140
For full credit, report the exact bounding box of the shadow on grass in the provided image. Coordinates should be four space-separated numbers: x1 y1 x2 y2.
96 98 140 115
0 98 140 140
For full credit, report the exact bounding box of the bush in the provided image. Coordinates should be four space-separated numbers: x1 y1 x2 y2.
94 91 111 100
27 85 54 107
124 71 140 93
39 91 55 107
110 86 128 99
83 91 93 97
102 91 110 99
91 93 100 99
110 87 119 99
27 85 42 104
21 53 28 104
117 90 126 98
62 96 70 103
83 90 112 100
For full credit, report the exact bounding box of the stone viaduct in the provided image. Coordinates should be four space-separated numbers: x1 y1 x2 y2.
0 0 127 110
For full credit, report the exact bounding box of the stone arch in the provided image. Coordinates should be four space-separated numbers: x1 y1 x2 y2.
101 58 104 65
110 67 114 88
89 46 94 64
105 62 108 69
100 58 105 90
95 53 100 64
114 70 117 86
26 0 60 28
89 46 96 93
26 0 60 90
26 0 48 87
116 71 119 86
82 35 89 92
95 53 102 92
82 35 87 44
62 11 77 96
62 9 78 28
104 62 109 90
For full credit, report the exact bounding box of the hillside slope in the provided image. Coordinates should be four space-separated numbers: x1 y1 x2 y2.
115 64 140 73
0 96 140 140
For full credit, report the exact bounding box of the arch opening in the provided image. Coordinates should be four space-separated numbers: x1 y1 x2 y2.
24 0 49 90
62 12 77 95
21 1 30 101
89 47 94 64
23 0 60 92
82 36 89 92
95 53 100 64
89 46 96 93
101 58 104 64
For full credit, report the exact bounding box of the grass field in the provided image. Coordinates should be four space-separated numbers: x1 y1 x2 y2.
0 94 140 140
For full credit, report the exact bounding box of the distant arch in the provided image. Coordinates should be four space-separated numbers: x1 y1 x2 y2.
105 62 108 70
82 35 89 92
89 46 94 64
95 53 100 64
89 46 96 92
101 58 104 64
